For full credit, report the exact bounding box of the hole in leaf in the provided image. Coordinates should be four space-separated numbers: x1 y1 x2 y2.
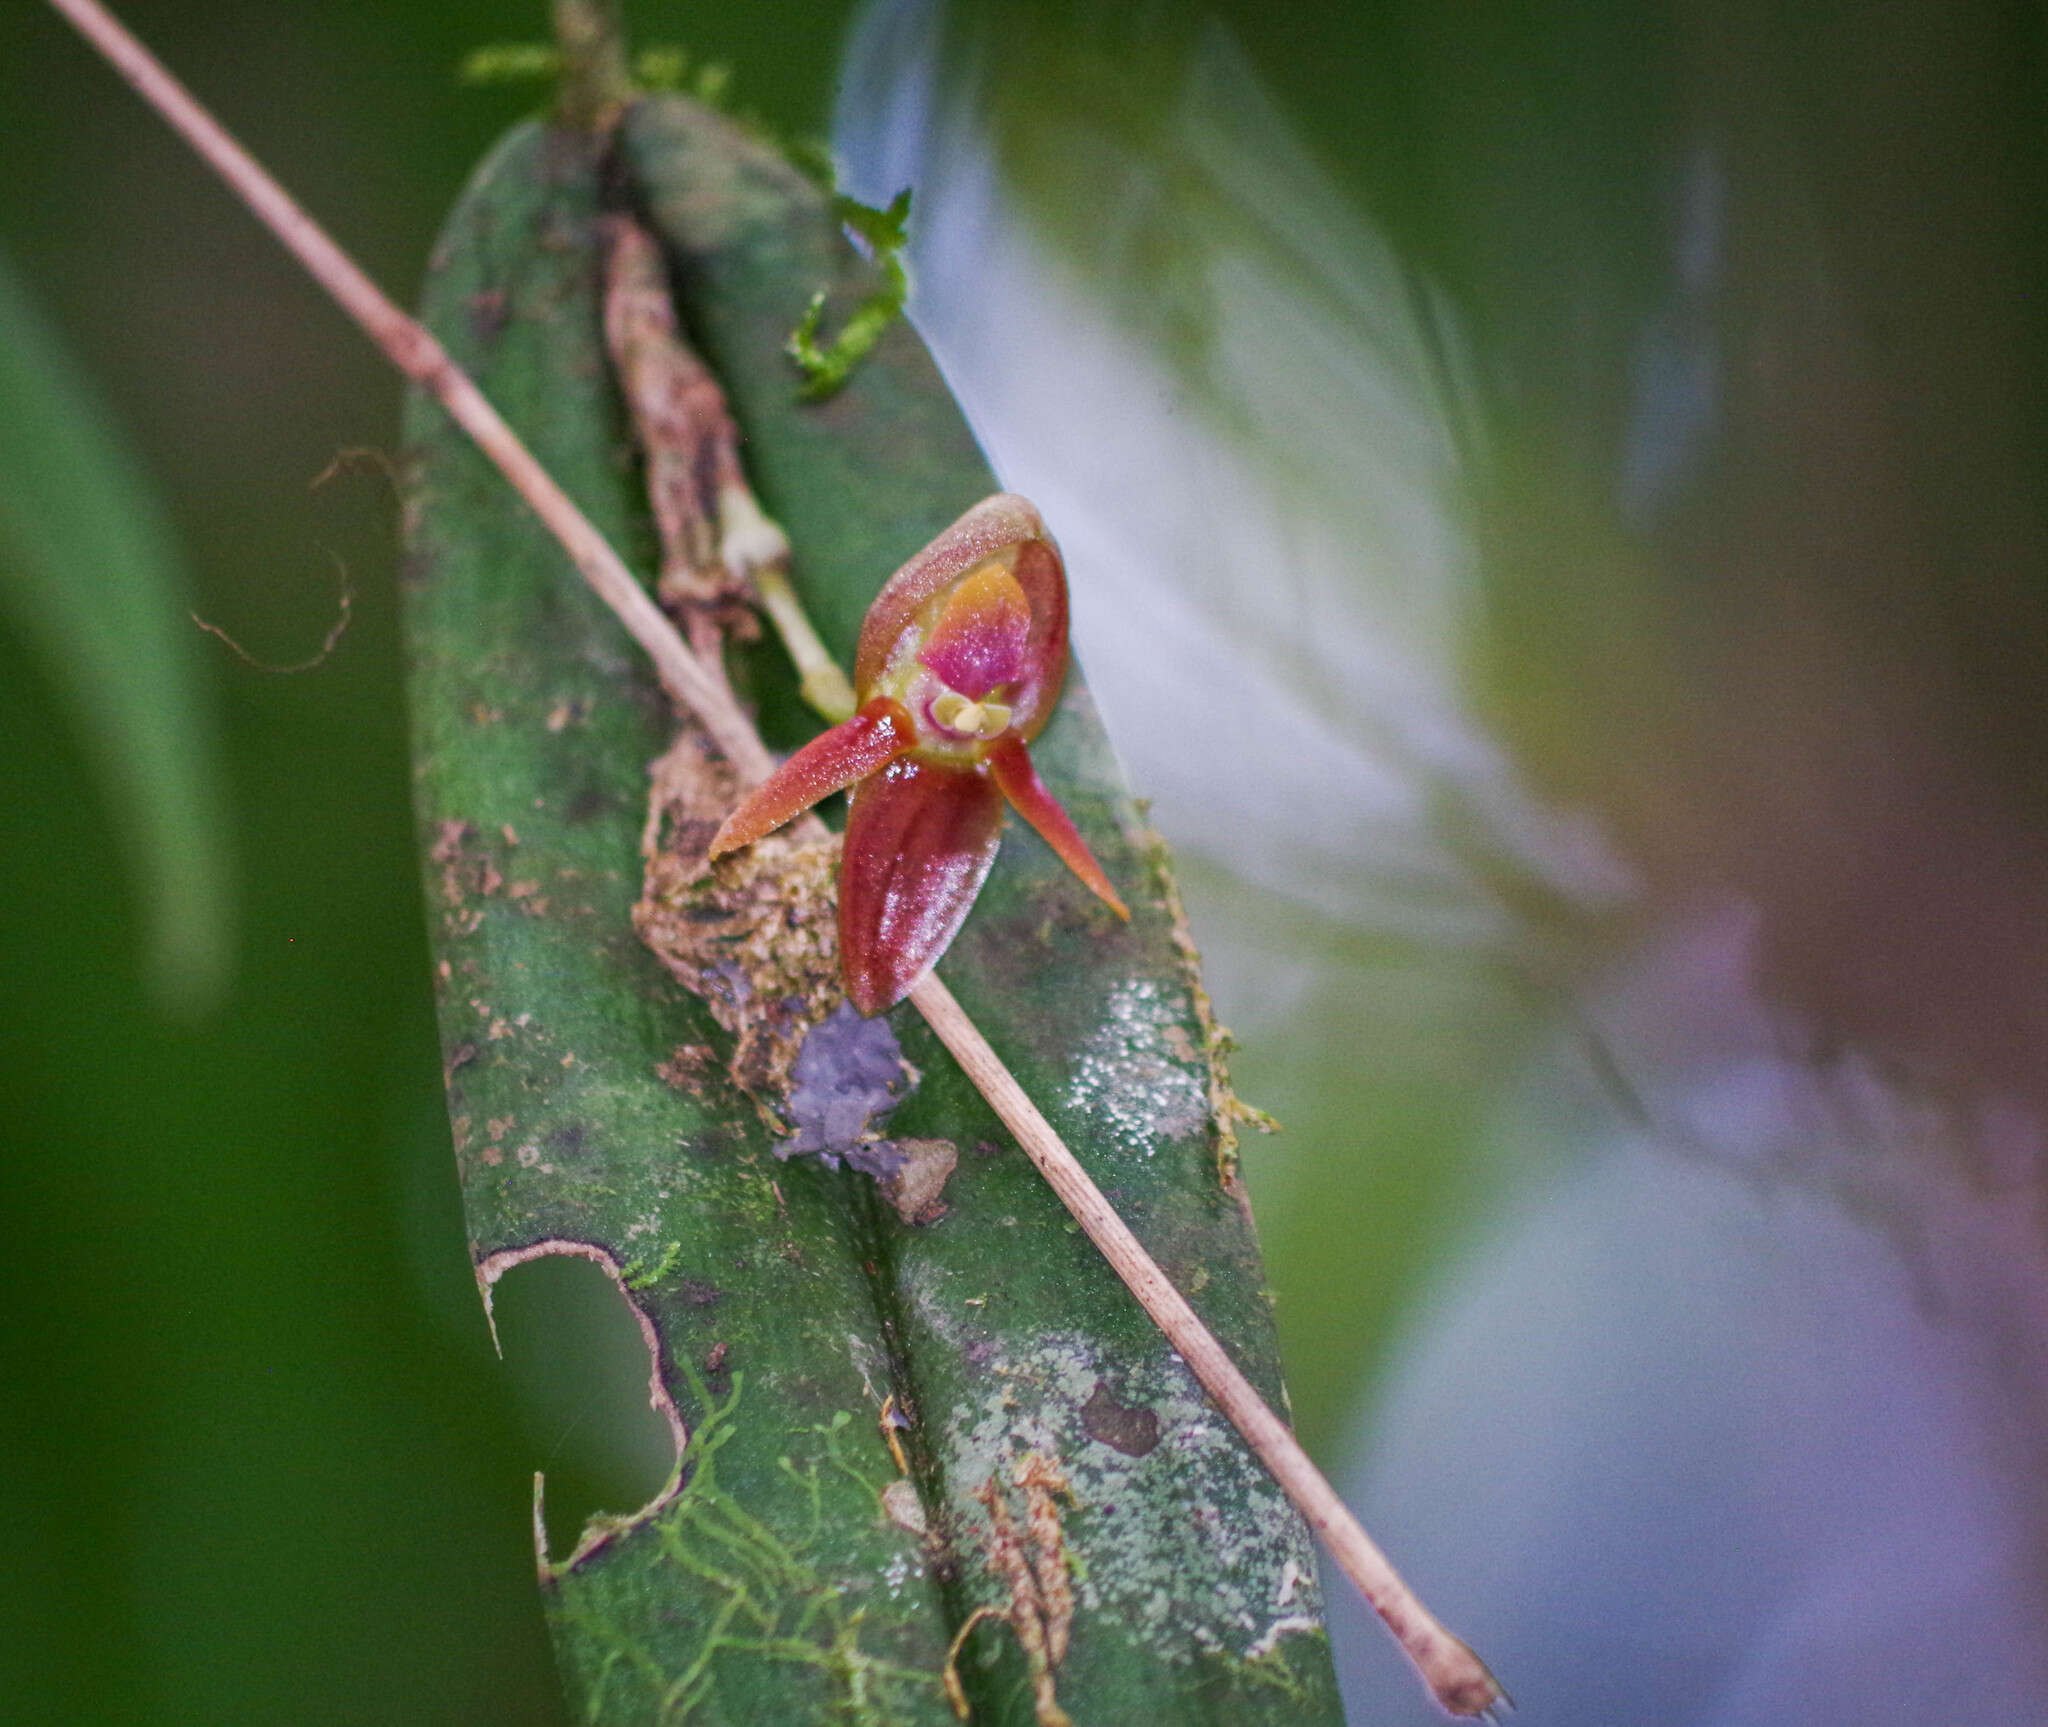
489 1250 678 1561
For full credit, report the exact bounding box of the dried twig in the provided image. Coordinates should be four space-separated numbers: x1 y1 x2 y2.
914 975 1503 1715
42 0 773 789
44 2 1505 1714
602 215 855 723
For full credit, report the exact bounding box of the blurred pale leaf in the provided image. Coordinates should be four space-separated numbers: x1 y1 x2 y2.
0 243 232 1013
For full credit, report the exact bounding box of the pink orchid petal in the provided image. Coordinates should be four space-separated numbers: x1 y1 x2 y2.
838 757 1005 1014
709 697 913 857
988 738 1130 920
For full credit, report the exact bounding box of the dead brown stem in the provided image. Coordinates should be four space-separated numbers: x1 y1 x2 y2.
600 212 856 722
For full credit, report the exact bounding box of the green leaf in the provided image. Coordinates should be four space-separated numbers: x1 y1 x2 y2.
0 243 232 1014
399 100 1342 1725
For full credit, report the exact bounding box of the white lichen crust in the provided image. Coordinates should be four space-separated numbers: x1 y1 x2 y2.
934 1318 1326 1663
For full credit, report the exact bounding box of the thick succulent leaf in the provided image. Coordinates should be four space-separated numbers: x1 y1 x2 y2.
403 124 954 1726
0 244 232 1013
401 97 1342 1725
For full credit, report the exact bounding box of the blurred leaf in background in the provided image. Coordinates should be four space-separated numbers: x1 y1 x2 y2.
836 0 2048 1723
0 3 855 1722
0 241 231 1014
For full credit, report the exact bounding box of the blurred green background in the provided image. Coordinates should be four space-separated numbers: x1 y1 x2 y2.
6 1 2045 1722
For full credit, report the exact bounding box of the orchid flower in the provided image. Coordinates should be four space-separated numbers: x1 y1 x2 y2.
710 493 1129 1014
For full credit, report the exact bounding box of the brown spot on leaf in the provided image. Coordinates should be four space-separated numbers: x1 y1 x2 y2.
430 819 516 926
546 1121 593 1161
876 1137 958 1227
703 1339 731 1395
1079 1379 1161 1458
655 1043 720 1094
466 287 510 342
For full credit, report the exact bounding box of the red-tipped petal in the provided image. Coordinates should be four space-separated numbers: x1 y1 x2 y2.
987 739 1130 920
838 757 1005 1014
710 697 913 857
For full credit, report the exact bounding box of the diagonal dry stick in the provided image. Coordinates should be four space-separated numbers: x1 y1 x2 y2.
43 1 1506 1715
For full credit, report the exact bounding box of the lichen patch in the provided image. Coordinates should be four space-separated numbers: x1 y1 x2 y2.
634 727 843 1104
940 1330 1324 1664
777 1002 914 1155
1060 978 1209 1160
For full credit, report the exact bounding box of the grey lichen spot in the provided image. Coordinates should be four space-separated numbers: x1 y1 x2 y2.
1061 979 1209 1159
840 1137 910 1179
942 1331 1323 1660
769 1009 951 1216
